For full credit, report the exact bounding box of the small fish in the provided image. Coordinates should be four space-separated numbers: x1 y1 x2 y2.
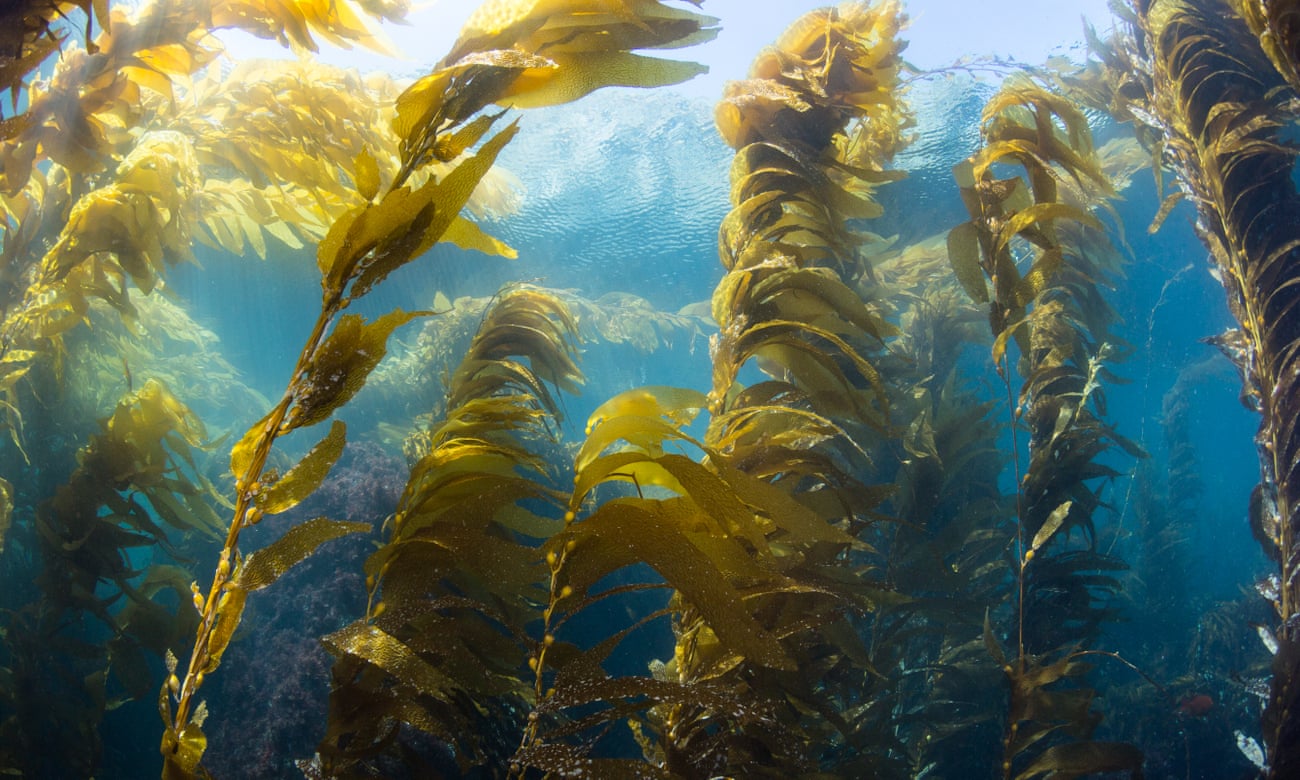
1175 693 1214 717
1257 623 1279 655
1236 731 1266 770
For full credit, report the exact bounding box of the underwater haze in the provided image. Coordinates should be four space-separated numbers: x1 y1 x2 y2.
0 1 1293 779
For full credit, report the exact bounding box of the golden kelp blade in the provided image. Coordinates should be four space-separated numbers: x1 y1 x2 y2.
496 50 707 108
585 385 707 434
236 517 371 591
563 498 794 670
206 0 408 55
435 0 717 109
318 119 520 296
288 310 427 430
256 420 347 515
445 0 719 64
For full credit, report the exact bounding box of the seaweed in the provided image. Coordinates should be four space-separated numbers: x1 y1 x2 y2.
948 75 1144 779
660 3 916 774
0 379 215 775
1 0 1294 776
154 2 718 776
318 5 919 776
316 285 579 775
862 236 1015 775
1101 0 1300 773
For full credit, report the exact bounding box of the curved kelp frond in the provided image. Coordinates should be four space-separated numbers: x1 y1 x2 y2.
317 286 581 775
438 0 719 109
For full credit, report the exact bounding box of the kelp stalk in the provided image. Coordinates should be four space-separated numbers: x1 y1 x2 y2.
949 75 1143 778
161 69 520 780
1103 0 1300 772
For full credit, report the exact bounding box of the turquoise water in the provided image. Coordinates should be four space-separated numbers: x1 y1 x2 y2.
0 1 1285 777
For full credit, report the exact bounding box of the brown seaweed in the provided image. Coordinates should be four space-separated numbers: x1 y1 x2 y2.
948 75 1143 779
1103 0 1300 773
0 379 213 775
0 0 1290 776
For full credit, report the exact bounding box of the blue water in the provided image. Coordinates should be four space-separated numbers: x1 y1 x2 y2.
0 6 1281 779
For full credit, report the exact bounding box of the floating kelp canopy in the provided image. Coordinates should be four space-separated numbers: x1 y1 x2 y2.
0 0 1293 778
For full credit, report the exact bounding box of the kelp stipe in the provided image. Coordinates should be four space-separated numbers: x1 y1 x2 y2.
159 116 511 779
1103 0 1300 772
948 76 1145 778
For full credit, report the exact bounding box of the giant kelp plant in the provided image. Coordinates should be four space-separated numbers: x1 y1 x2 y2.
949 73 1144 778
0 0 1295 777
1085 0 1300 774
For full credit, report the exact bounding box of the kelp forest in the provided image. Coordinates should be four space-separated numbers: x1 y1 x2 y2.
1 0 1299 776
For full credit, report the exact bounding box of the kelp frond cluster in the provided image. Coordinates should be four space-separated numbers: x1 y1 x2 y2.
3 0 1298 777
949 74 1143 778
1101 0 1300 774
318 285 580 775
